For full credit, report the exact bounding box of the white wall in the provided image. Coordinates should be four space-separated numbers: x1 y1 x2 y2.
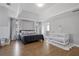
40 3 79 21
35 22 42 34
16 20 42 34
0 6 10 39
44 11 79 45
19 20 35 30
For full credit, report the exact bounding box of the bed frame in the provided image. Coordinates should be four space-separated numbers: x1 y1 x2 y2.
19 30 44 44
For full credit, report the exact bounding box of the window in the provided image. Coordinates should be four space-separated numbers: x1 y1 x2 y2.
47 23 50 31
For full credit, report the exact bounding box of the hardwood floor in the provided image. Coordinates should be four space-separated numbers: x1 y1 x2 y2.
0 40 79 56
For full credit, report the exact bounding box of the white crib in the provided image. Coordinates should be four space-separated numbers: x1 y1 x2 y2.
45 33 70 45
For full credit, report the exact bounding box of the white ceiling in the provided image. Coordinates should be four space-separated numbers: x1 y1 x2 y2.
0 3 79 22
21 3 56 15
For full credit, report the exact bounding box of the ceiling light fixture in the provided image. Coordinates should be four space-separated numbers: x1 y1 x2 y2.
36 3 44 7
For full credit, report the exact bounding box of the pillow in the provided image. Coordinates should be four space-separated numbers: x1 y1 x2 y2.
21 31 36 35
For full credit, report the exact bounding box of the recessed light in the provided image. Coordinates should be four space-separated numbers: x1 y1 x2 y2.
35 3 44 7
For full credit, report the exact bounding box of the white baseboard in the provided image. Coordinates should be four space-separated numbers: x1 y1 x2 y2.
73 44 79 47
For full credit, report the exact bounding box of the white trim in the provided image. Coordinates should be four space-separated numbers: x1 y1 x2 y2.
16 17 41 22
73 44 79 47
15 4 22 18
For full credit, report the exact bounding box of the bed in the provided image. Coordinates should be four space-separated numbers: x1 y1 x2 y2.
19 30 44 44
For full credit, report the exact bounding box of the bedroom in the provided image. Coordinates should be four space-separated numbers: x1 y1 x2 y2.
0 3 79 56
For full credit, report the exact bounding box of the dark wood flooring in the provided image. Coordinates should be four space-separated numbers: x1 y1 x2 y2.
0 40 79 56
